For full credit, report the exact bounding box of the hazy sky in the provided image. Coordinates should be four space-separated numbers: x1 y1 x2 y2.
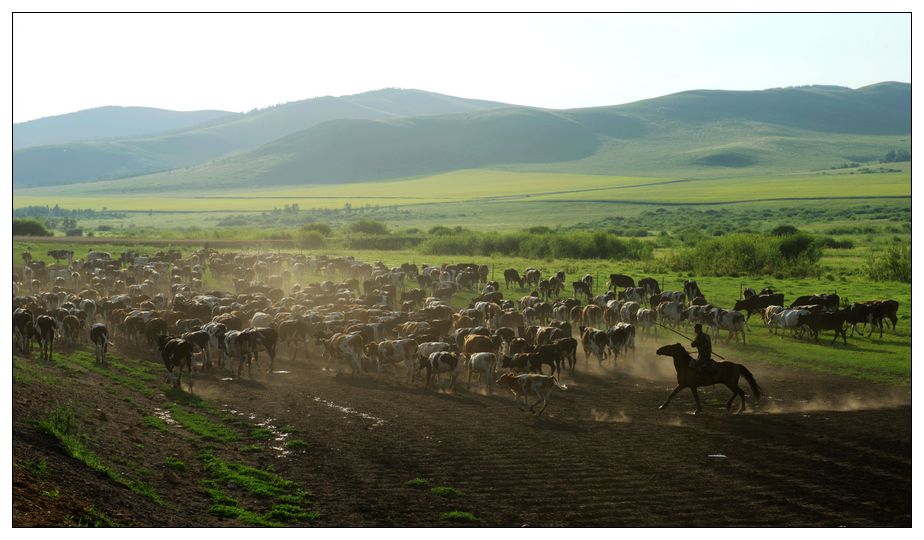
12 12 911 123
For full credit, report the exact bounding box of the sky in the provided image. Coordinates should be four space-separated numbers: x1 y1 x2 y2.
12 12 912 123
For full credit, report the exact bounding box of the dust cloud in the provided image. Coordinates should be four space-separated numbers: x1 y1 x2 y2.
589 407 631 423
760 389 910 414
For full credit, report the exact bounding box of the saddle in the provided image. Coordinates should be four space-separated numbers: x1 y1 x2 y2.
690 357 719 380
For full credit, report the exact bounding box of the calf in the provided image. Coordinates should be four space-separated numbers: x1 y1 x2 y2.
496 372 568 417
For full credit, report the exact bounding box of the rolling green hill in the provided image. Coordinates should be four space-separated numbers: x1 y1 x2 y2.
12 89 514 188
13 106 236 150
13 83 910 191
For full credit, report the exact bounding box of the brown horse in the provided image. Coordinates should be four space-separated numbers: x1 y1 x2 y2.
655 343 761 414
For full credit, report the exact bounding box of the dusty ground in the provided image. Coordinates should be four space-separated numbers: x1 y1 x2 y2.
12 338 912 527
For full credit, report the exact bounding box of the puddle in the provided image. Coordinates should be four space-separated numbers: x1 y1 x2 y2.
222 406 293 458
310 396 386 428
152 407 177 425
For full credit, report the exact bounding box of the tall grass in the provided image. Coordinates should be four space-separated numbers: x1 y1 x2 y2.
668 233 822 277
866 244 911 283
418 230 653 260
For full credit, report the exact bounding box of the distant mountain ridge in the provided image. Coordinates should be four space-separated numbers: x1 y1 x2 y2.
13 89 514 187
13 106 237 150
12 83 910 190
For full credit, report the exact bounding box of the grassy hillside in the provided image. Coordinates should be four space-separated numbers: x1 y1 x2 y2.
13 83 910 190
13 106 236 150
27 82 906 190
12 89 513 188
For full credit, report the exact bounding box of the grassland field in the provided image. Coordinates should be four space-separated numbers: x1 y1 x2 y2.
13 166 909 215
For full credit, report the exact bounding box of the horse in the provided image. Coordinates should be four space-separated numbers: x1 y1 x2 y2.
655 343 761 414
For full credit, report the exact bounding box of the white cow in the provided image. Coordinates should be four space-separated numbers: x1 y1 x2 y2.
465 352 497 393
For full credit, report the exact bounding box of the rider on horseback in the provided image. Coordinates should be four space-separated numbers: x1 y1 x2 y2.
690 323 713 371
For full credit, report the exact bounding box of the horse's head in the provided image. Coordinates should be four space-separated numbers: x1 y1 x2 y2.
655 343 686 357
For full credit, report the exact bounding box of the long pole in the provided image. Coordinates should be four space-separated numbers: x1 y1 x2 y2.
655 322 726 360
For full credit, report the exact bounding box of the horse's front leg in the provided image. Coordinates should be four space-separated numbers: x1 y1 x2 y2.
689 387 703 415
660 385 684 409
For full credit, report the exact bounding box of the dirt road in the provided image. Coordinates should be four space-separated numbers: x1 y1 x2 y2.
13 340 911 526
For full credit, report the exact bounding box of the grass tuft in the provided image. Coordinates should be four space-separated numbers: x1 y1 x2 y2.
431 486 463 497
405 477 430 488
164 456 186 471
440 510 480 522
169 406 238 442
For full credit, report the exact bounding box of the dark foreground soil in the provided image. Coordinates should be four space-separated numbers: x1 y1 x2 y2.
12 339 911 527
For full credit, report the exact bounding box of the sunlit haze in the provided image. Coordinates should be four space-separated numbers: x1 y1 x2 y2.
12 12 910 122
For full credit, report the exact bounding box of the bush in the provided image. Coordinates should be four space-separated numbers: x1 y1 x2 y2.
65 228 83 237
417 230 653 260
300 222 332 236
295 230 324 249
348 219 388 235
347 235 423 251
770 224 799 236
13 218 52 236
815 236 855 249
669 233 822 277
866 245 910 283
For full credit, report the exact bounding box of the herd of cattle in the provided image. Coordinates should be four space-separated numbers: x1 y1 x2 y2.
12 248 901 413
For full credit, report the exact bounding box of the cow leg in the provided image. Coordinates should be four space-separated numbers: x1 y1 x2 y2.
659 385 684 410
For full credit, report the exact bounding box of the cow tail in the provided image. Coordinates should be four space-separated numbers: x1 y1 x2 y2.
738 365 761 400
553 377 568 391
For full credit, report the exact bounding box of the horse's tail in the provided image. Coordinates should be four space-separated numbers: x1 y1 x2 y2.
738 365 761 400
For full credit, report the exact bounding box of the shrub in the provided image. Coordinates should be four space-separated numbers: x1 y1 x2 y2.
348 219 388 235
815 236 855 249
13 218 52 236
295 230 324 249
669 233 822 277
770 224 799 236
866 244 910 283
65 228 83 237
300 222 332 236
417 230 652 260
